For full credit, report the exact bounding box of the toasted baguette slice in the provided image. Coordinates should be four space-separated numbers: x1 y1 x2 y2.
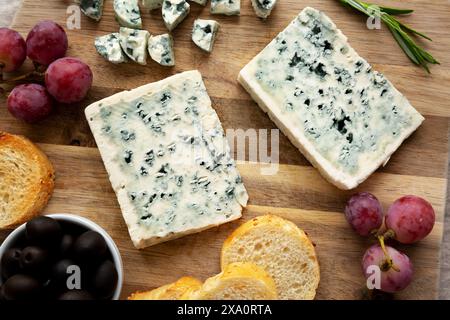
189 262 278 300
221 215 320 300
0 132 55 229
128 276 202 300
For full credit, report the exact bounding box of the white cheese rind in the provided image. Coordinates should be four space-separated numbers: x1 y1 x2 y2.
76 0 104 21
251 0 277 19
119 27 150 65
113 0 142 29
210 0 240 16
148 34 175 66
162 0 190 31
238 7 424 190
95 33 126 64
85 71 248 248
142 0 163 10
192 19 220 53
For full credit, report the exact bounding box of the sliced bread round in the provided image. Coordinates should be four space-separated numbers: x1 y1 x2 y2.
189 262 277 300
0 132 55 229
128 276 202 300
221 215 320 300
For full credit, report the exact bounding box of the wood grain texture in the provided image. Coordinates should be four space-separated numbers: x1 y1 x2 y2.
1 0 449 299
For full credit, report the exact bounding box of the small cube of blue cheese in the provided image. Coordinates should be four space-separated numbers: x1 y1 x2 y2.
148 34 175 66
192 19 219 53
75 0 104 21
95 33 127 64
142 0 163 10
210 0 240 15
85 71 248 248
238 7 424 190
189 0 208 5
251 0 277 19
162 0 190 31
119 27 150 65
113 0 142 29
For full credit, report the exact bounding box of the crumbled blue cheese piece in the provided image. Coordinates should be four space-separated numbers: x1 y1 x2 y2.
192 19 219 53
95 33 127 64
238 7 424 190
142 0 163 10
119 27 150 65
251 0 277 19
113 0 142 29
148 34 175 66
210 0 240 15
189 0 208 5
162 0 190 31
85 71 248 248
75 0 104 21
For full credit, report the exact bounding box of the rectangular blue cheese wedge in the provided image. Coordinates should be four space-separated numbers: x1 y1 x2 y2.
85 71 249 248
238 7 424 190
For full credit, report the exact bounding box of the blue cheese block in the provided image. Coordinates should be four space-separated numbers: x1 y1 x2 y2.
210 0 240 16
189 0 208 5
192 19 219 53
119 27 150 65
142 0 163 10
85 71 249 248
113 0 142 29
162 0 190 31
75 0 104 21
95 33 127 64
148 34 175 66
251 0 277 19
238 7 424 190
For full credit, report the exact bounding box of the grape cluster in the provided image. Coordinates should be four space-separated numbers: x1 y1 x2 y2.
344 193 435 294
1 21 92 123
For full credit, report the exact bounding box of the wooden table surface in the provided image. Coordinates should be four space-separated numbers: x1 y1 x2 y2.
1 0 449 299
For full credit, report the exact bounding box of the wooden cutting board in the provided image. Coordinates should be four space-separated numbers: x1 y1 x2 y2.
1 0 449 300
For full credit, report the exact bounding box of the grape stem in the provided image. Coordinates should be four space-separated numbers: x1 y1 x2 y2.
382 229 396 240
0 70 45 85
378 235 400 272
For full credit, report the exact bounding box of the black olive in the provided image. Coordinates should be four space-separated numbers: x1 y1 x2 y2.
20 246 50 276
2 274 41 300
73 231 108 265
26 216 62 247
0 284 5 301
59 234 75 257
51 259 76 288
91 260 118 299
1 248 22 279
58 289 94 300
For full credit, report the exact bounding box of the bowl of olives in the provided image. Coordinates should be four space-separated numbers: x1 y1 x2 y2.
0 214 123 300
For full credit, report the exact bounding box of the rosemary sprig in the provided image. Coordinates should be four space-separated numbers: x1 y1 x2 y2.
339 0 439 72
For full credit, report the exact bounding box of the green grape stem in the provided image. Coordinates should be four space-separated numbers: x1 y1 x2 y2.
378 235 400 272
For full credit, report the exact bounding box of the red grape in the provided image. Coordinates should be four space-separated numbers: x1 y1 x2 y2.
385 195 435 244
7 84 53 123
0 28 27 72
26 21 68 66
45 57 93 103
362 244 413 293
345 192 383 236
